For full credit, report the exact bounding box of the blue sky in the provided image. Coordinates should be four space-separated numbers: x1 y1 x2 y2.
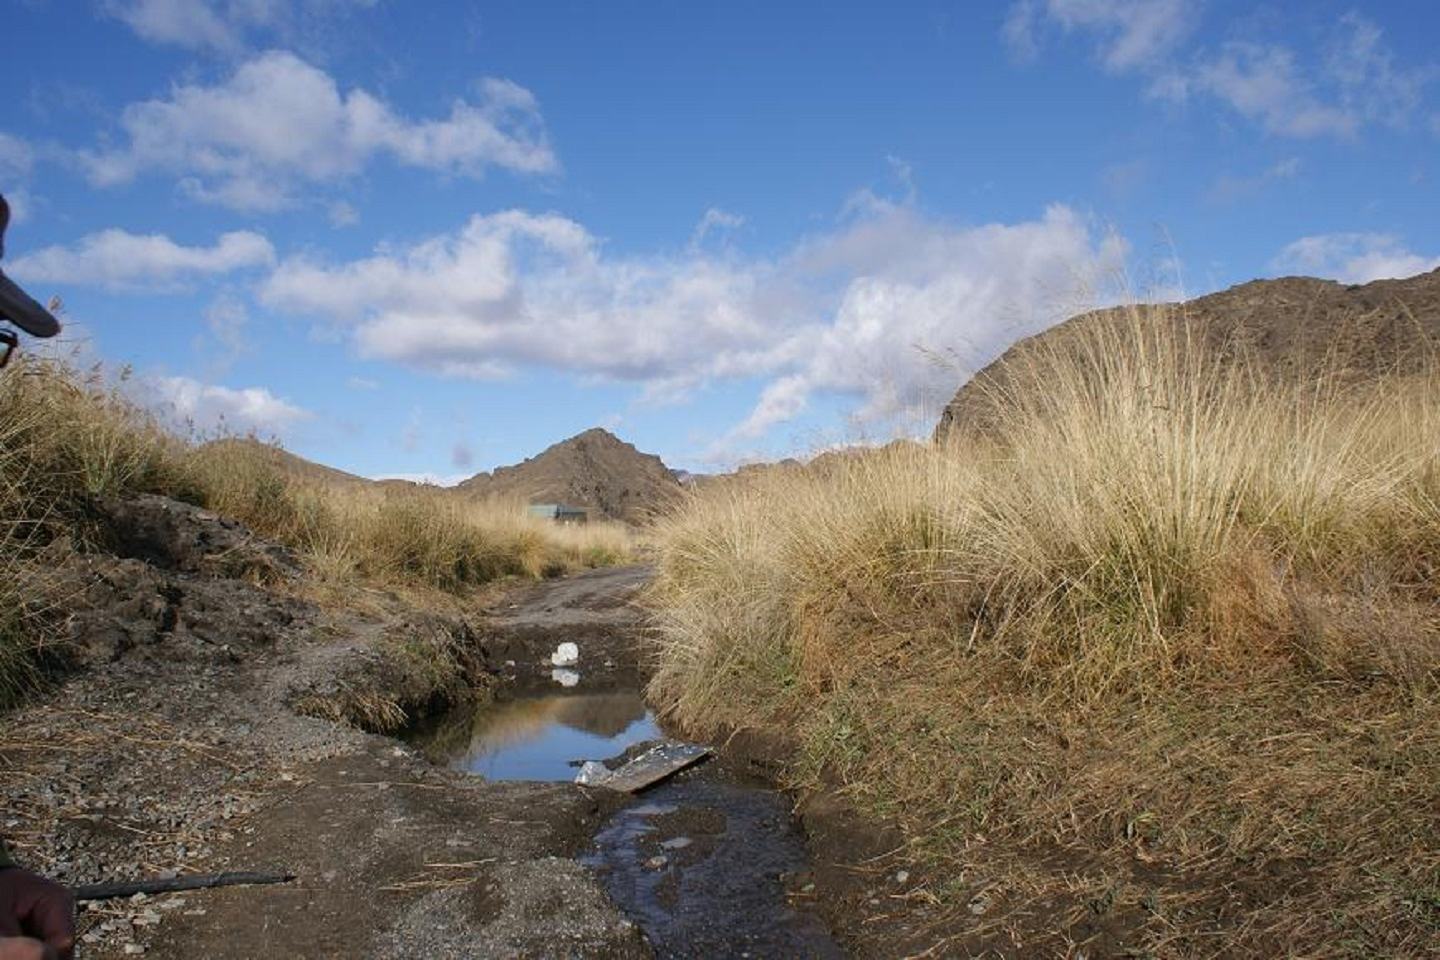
2 0 1437 478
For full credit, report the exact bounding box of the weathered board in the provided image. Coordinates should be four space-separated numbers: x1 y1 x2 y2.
576 741 711 793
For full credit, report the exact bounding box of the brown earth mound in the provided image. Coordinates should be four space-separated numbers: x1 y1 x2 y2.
936 268 1440 439
457 427 680 523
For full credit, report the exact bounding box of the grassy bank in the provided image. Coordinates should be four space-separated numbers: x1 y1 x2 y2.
646 305 1439 955
0 356 631 706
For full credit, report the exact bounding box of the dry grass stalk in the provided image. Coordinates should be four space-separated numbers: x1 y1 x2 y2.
645 301 1440 955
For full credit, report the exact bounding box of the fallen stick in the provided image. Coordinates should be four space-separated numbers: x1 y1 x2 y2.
73 870 295 902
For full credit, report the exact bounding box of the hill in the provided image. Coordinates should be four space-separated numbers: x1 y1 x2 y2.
457 428 681 523
198 437 374 487
936 268 1440 439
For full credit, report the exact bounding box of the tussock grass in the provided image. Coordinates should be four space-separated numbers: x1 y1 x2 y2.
646 303 1440 955
0 356 632 706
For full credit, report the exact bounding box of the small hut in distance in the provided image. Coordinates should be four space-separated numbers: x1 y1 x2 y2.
526 503 589 525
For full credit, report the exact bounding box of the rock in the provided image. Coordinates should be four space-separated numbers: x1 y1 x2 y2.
644 855 668 870
550 642 580 667
574 761 613 787
551 668 580 687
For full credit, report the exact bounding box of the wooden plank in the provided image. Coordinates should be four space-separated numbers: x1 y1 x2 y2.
578 741 711 793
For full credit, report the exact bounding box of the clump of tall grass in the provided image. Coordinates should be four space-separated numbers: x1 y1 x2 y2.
646 302 1440 955
0 355 633 705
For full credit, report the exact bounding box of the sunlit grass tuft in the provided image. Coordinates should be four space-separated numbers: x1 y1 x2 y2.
646 301 1440 955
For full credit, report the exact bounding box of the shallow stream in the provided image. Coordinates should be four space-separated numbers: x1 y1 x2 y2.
408 678 844 958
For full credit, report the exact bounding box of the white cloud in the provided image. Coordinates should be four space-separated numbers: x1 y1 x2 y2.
1012 5 1433 139
104 0 380 53
1273 233 1440 285
0 133 34 180
106 0 238 51
262 201 1124 457
1005 0 1193 71
9 228 274 291
203 290 251 365
346 375 379 390
1178 41 1358 138
328 200 360 227
371 472 469 487
689 207 745 249
148 374 310 435
79 51 555 211
1207 156 1300 203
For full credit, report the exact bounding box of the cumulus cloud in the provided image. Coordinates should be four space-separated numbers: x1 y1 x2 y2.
262 201 1124 458
104 0 380 53
1010 4 1434 139
9 228 274 291
1273 233 1440 284
148 374 310 435
78 51 555 210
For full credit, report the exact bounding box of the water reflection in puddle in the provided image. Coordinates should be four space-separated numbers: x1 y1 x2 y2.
407 689 660 781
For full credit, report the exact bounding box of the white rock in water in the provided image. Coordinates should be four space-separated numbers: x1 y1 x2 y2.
551 668 580 687
575 761 612 786
551 642 579 666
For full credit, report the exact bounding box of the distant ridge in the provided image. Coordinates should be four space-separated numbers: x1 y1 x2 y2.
458 428 681 523
935 268 1440 440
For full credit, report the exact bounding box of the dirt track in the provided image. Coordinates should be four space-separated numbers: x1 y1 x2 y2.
3 499 946 957
0 499 658 959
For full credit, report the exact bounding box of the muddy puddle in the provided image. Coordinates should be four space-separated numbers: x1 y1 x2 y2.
410 680 845 957
405 687 660 781
583 775 844 958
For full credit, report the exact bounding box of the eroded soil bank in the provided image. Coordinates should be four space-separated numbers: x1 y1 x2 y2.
1 496 910 958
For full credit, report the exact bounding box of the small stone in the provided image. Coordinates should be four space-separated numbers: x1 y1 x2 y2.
895 870 910 884
130 892 148 903
644 855 668 870
123 944 146 955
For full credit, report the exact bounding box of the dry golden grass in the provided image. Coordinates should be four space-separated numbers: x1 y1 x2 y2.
0 355 633 707
646 303 1440 956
